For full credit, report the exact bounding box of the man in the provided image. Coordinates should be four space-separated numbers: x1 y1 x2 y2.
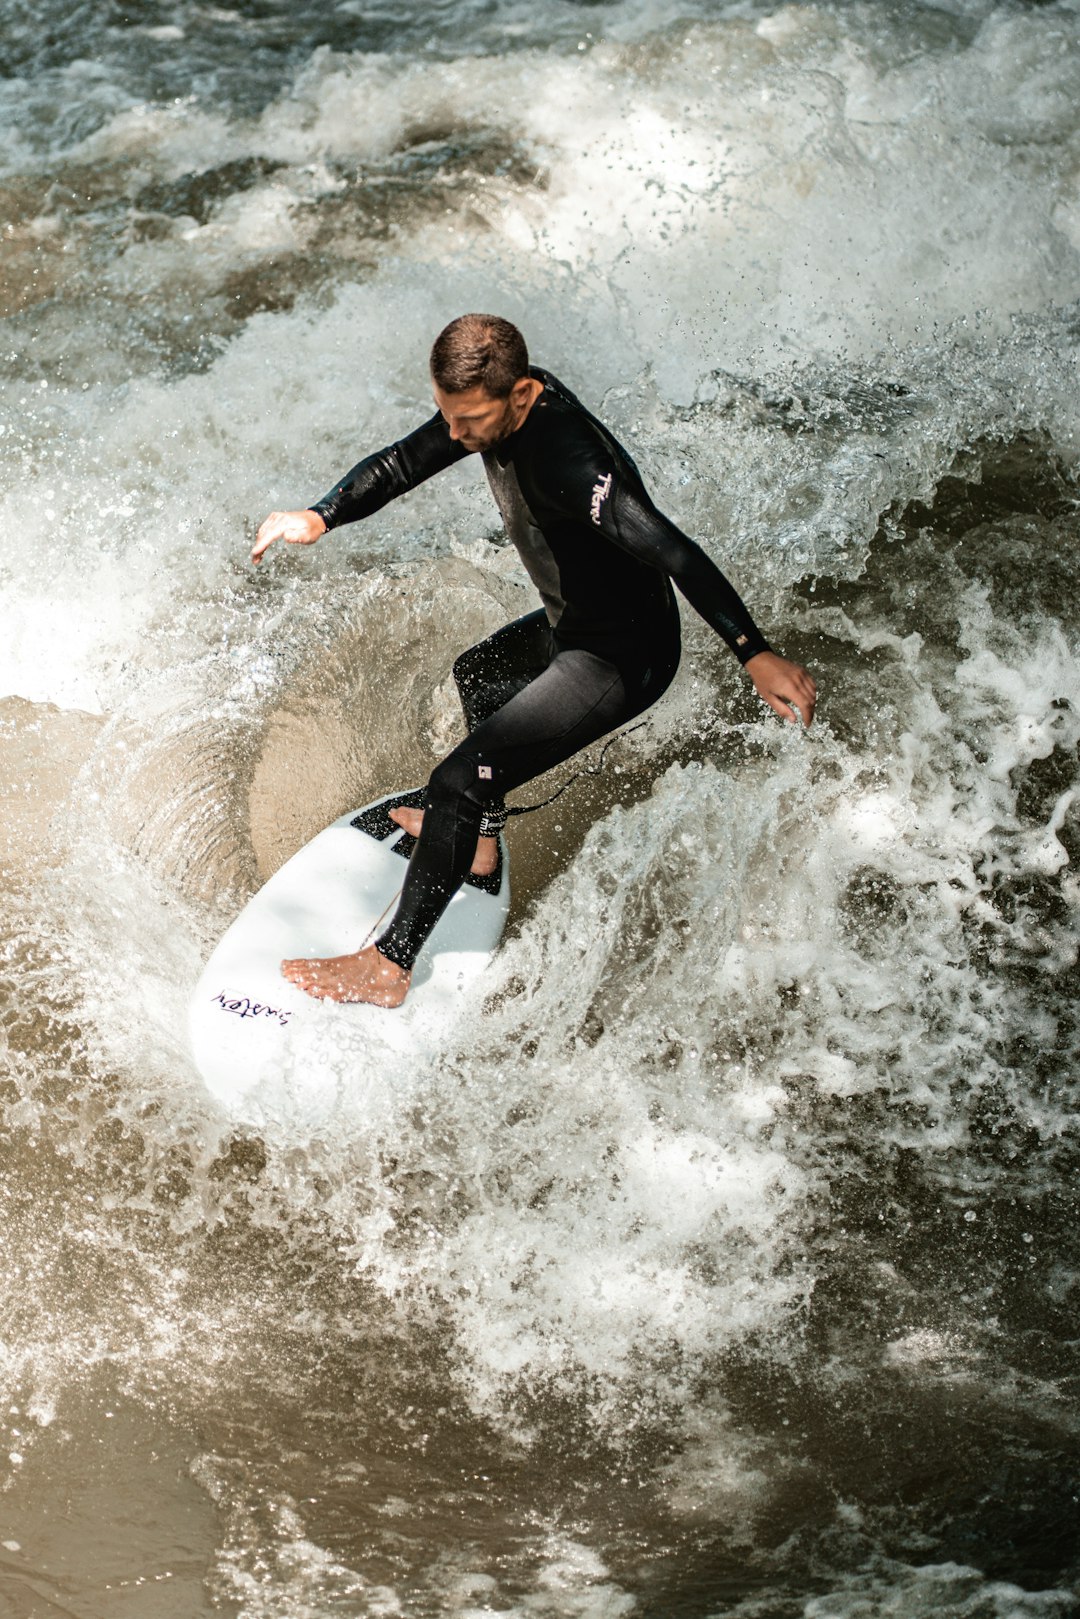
253 314 816 1008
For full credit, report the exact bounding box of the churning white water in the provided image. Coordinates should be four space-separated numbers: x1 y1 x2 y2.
1 0 1078 1613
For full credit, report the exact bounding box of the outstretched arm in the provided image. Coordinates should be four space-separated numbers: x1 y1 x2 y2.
600 473 817 726
252 410 468 565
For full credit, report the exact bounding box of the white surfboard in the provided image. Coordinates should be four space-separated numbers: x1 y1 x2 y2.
188 788 509 1126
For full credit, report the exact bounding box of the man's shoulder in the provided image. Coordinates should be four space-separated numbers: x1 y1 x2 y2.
530 365 584 410
525 369 640 490
395 407 468 471
530 367 599 433
527 369 615 457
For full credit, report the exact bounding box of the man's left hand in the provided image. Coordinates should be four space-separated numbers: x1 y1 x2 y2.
744 650 817 727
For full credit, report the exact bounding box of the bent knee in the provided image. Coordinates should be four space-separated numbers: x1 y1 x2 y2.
428 749 497 809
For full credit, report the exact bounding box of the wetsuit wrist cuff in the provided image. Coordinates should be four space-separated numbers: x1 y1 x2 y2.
308 503 335 532
734 636 771 667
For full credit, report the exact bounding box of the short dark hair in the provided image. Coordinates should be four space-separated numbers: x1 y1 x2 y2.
430 314 529 398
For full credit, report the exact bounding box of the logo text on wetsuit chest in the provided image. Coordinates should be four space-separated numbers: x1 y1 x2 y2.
590 472 612 526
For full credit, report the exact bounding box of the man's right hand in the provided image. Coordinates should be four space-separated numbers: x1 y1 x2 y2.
251 509 327 565
744 650 817 728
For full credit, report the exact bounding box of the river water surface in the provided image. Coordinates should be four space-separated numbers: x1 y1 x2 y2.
1 1 1079 1614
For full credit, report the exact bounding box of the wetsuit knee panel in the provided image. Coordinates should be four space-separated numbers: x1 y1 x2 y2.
427 749 497 810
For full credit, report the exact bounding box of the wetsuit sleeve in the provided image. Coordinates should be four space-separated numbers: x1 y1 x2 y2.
309 410 468 531
581 459 772 664
611 482 770 663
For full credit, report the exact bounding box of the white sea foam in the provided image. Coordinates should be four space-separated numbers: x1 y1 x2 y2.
802 1560 1078 1619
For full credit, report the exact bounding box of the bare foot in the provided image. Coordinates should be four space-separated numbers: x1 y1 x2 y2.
389 806 498 877
281 945 410 1007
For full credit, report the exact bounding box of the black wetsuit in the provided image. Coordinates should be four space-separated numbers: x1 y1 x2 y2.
310 367 770 971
